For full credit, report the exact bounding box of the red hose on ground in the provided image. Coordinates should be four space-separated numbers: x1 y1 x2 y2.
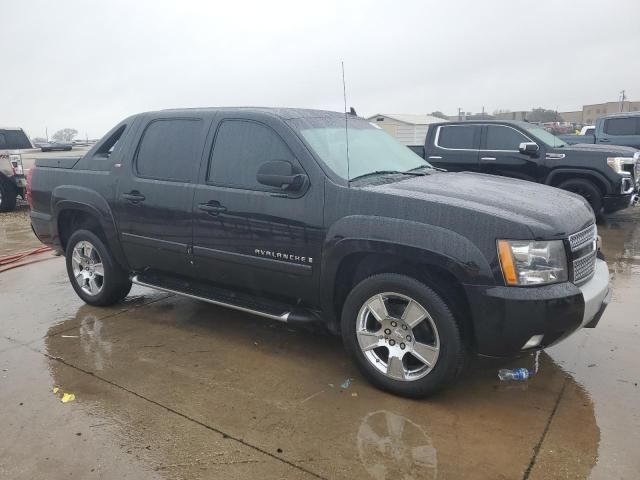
0 246 55 273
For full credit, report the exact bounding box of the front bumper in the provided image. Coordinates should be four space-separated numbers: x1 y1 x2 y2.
603 193 635 213
464 259 610 357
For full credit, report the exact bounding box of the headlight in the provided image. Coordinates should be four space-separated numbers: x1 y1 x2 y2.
497 240 568 286
607 157 633 175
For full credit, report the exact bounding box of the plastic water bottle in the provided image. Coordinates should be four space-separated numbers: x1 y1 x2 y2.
498 368 532 381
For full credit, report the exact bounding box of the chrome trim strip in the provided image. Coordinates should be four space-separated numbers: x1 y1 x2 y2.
434 124 535 152
131 275 290 322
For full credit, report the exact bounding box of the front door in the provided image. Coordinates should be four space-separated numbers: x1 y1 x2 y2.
477 124 543 182
116 116 210 276
427 124 480 172
191 115 324 305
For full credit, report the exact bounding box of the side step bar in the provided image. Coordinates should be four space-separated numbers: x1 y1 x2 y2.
131 274 318 325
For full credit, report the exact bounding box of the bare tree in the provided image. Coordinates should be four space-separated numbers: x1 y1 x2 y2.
52 128 78 142
430 111 448 120
527 108 563 123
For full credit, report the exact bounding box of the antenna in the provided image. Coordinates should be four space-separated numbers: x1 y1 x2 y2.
341 61 350 183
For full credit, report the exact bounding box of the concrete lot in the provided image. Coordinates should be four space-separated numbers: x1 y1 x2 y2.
0 207 638 479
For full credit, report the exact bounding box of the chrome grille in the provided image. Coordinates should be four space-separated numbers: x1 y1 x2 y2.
568 224 596 251
569 224 597 284
573 251 597 283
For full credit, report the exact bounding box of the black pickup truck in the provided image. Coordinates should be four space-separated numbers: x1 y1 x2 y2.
30 108 610 397
410 120 639 215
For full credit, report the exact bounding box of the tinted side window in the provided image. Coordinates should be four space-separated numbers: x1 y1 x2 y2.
0 130 32 149
208 120 295 190
485 125 528 150
603 117 638 135
437 125 479 149
135 119 203 181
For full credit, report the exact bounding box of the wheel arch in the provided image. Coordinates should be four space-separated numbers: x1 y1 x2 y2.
52 186 128 270
319 216 492 339
545 169 611 196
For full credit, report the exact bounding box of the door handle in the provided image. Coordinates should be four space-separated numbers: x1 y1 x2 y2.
480 157 497 161
428 156 443 160
599 138 610 142
122 191 146 203
198 202 227 215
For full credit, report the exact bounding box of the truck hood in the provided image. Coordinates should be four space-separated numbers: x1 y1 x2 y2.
560 143 638 156
366 172 594 238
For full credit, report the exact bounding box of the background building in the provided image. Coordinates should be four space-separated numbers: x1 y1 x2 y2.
582 101 640 124
492 111 529 121
367 114 444 145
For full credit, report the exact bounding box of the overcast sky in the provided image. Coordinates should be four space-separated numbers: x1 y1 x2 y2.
2 0 639 139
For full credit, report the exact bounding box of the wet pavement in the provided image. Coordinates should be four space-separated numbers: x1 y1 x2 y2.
0 209 639 479
0 203 42 256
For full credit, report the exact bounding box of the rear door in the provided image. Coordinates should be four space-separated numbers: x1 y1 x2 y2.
478 124 543 182
191 114 324 304
599 116 640 148
427 124 480 171
116 115 210 276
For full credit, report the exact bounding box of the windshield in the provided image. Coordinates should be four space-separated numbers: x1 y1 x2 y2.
289 117 431 181
523 125 568 148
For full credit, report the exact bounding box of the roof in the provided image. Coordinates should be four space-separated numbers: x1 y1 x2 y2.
367 114 446 125
601 110 640 118
0 127 25 131
157 106 347 120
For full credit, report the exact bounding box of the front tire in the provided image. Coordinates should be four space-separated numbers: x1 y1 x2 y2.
557 178 603 216
341 273 465 398
65 229 132 306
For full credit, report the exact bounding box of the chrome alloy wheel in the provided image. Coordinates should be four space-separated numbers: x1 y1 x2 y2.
71 240 104 296
356 292 440 382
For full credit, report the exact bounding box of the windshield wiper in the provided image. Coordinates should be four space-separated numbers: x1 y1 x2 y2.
349 170 425 182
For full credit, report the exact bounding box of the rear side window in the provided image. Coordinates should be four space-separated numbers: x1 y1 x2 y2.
603 117 638 135
436 125 479 149
208 120 295 190
485 125 529 150
0 130 32 149
135 119 203 182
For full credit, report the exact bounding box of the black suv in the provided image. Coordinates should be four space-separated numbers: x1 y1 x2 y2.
30 108 610 397
411 120 639 215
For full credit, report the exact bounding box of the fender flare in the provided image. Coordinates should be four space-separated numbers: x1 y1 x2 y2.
319 216 493 326
51 185 129 269
545 169 612 195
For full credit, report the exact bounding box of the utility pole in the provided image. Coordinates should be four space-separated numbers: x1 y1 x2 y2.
620 89 627 112
45 127 48 141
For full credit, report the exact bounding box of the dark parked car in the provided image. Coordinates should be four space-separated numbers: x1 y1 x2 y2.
29 108 610 397
411 120 639 215
559 112 640 148
41 141 73 152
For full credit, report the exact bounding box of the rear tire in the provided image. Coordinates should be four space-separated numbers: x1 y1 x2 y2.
0 179 17 212
557 178 603 216
65 229 131 306
341 273 465 398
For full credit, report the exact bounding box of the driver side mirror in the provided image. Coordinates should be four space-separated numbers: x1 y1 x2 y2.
256 160 308 192
519 142 539 156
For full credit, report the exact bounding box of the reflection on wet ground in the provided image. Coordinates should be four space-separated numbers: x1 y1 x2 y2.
0 208 639 479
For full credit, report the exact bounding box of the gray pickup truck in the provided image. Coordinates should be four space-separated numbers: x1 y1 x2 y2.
559 112 640 149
